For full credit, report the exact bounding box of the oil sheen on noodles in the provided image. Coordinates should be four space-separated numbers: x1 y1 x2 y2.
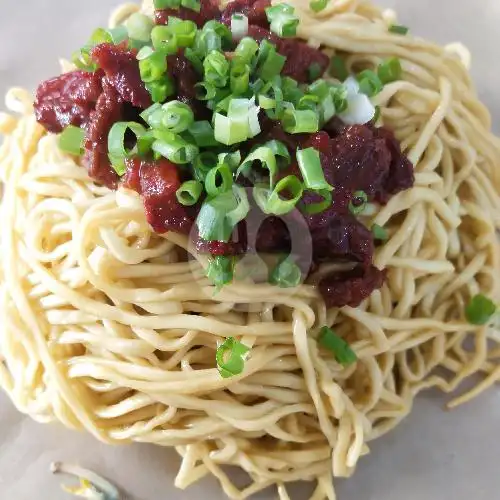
1 0 500 499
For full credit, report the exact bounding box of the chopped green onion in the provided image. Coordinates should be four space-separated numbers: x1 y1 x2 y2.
154 0 180 7
146 77 175 103
230 62 250 95
167 17 198 47
151 26 179 54
181 0 201 12
373 105 381 123
108 121 147 175
231 14 249 40
310 0 329 12
205 163 234 197
204 20 233 48
194 81 218 101
378 57 402 84
176 180 203 206
318 327 357 366
237 146 278 187
234 37 259 65
152 132 199 164
193 151 218 182
140 103 164 128
204 50 230 88
389 24 409 35
330 55 348 81
465 294 498 326
265 140 291 168
269 256 302 288
214 97 261 146
138 50 168 83
218 151 242 171
265 3 300 38
256 40 287 81
254 175 303 215
331 85 348 113
282 76 304 105
216 337 250 377
187 121 218 147
108 26 129 45
197 187 249 242
296 147 333 191
160 100 195 134
372 223 388 241
348 190 368 215
282 108 319 134
297 94 319 111
357 69 383 97
59 126 85 156
308 62 323 81
126 13 154 42
301 189 332 215
184 47 204 73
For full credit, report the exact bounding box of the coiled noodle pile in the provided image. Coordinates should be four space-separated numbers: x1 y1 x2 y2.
1 0 500 498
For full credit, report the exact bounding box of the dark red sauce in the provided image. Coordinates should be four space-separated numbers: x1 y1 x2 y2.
33 6 415 308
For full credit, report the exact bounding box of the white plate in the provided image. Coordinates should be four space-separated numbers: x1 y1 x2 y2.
0 1 499 499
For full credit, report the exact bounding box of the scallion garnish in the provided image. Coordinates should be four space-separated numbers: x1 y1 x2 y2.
154 0 180 7
310 0 330 12
378 57 402 84
465 294 498 326
356 70 383 97
193 151 218 182
348 190 368 215
230 62 251 95
372 224 388 241
146 77 175 103
187 121 218 147
234 37 259 65
237 146 278 187
218 151 242 171
176 180 203 206
214 97 261 146
216 337 250 377
152 131 199 164
151 26 179 55
125 13 154 42
231 14 249 40
318 326 357 366
389 24 409 35
160 100 195 134
301 189 332 215
329 55 348 82
269 256 302 288
167 17 198 47
265 139 291 168
204 50 230 88
265 3 300 38
253 175 304 215
308 62 323 82
108 121 147 175
181 0 201 12
205 163 234 197
296 147 333 191
282 108 319 134
59 126 85 156
138 49 168 83
256 40 287 81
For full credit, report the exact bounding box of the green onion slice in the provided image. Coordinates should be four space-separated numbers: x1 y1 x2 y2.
308 62 323 81
269 256 302 288
237 146 278 187
348 190 368 215
138 50 168 83
108 121 147 175
372 223 388 241
161 100 195 134
356 69 383 97
230 62 251 95
193 151 218 182
254 175 303 216
151 26 179 55
126 13 154 42
216 337 250 378
152 131 199 164
234 37 259 65
176 180 203 206
310 0 330 12
231 14 249 40
378 57 402 84
296 147 333 191
146 77 175 103
154 0 180 7
59 126 85 156
318 326 357 366
389 24 409 35
301 189 333 215
265 3 300 38
265 140 291 168
465 294 498 326
329 55 348 81
282 107 319 134
205 163 234 197
166 17 197 47
256 40 287 81
218 151 242 171
204 50 230 88
187 121 218 147
181 0 201 12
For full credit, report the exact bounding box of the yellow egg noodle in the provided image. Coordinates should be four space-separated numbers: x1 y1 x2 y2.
1 0 500 499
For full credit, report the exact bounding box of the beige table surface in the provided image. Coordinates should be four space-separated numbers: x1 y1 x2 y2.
0 1 499 499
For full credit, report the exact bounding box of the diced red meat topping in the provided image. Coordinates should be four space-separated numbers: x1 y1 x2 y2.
220 0 270 28
155 0 221 28
319 266 386 308
194 222 248 255
247 25 329 83
34 70 103 133
83 83 123 190
124 157 194 234
90 43 151 109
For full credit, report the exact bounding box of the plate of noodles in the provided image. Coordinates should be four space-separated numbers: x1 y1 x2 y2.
0 0 499 499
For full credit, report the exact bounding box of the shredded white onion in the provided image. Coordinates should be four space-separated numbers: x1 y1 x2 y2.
231 13 249 40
